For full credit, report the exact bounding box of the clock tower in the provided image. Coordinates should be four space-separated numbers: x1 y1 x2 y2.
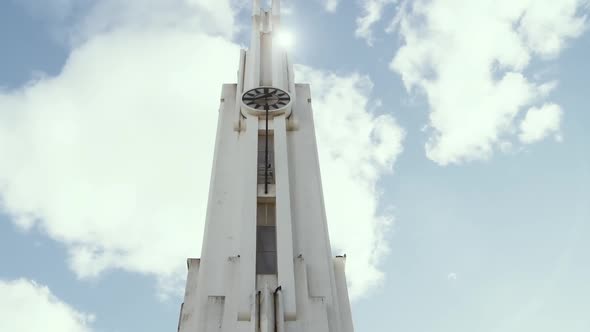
177 1 354 331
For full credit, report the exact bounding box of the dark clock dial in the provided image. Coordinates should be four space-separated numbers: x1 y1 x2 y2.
242 87 291 110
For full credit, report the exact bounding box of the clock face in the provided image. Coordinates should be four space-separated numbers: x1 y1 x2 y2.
242 87 291 110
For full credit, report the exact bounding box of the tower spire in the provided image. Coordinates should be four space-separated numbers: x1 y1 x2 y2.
252 0 261 15
242 0 290 94
252 0 280 16
272 0 281 16
177 0 355 330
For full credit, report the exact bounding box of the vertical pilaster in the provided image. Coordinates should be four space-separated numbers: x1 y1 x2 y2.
273 115 297 320
221 256 240 332
271 0 281 17
334 257 354 332
260 32 273 87
237 115 259 321
252 0 261 16
270 0 285 90
272 49 287 91
245 9 261 90
235 50 247 131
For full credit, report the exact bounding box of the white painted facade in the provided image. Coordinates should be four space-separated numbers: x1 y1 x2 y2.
178 1 354 331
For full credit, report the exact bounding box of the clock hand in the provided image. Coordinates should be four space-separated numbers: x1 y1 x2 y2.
255 93 274 99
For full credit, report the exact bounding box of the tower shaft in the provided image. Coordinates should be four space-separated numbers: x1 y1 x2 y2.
178 1 354 331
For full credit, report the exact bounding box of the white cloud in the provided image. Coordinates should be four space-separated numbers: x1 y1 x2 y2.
518 0 589 57
0 25 239 292
324 0 340 12
389 0 588 165
0 279 95 332
0 0 405 299
76 0 237 41
14 0 237 44
519 103 563 143
356 0 397 46
296 65 405 298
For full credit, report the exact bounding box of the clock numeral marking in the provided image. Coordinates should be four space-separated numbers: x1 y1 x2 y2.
244 88 290 110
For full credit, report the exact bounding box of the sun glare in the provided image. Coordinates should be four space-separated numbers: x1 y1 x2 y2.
276 30 295 49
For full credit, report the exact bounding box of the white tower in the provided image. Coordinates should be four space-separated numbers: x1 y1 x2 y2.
178 1 354 331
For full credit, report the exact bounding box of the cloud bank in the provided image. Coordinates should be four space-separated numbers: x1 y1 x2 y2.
355 0 397 46
0 24 239 291
353 0 587 164
297 65 405 298
389 0 588 164
0 279 95 332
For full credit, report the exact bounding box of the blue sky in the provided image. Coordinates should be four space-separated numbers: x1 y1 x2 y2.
0 1 589 331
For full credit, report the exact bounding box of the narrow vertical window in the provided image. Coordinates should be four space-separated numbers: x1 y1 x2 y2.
257 134 275 186
256 202 277 274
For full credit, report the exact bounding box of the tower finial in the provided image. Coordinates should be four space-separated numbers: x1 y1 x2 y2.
272 0 281 16
252 0 261 15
